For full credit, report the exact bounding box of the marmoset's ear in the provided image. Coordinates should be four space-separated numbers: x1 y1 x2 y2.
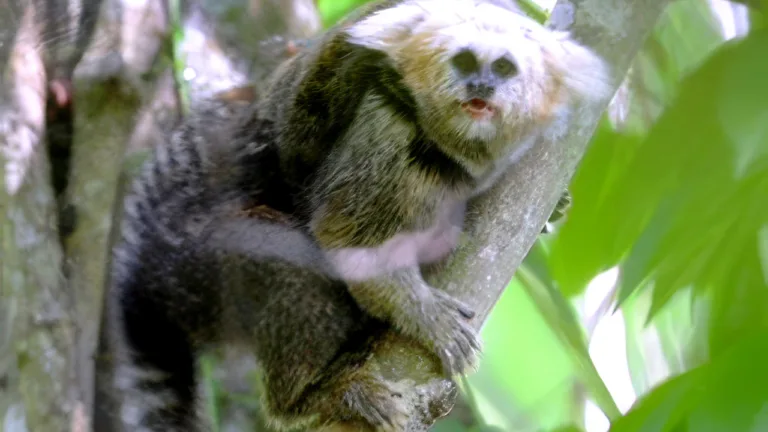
547 32 613 104
344 2 427 54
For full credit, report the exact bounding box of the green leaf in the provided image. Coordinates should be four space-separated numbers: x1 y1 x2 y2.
515 265 621 421
758 225 768 286
708 232 768 357
613 28 768 321
549 122 642 296
609 367 705 432
715 35 768 179
470 274 577 431
687 331 768 431
652 0 724 82
621 287 658 395
750 4 767 30
651 288 696 374
625 0 725 132
523 239 555 289
611 332 768 432
317 0 374 27
551 0 730 298
616 196 683 307
545 425 586 432
518 0 549 23
622 180 739 319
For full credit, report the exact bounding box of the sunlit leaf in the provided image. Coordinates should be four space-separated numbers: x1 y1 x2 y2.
523 239 555 288
518 0 549 23
550 123 643 296
611 332 768 432
686 332 768 432
716 36 768 178
621 180 737 316
651 289 695 375
687 331 768 431
635 184 745 319
552 0 732 299
545 425 586 432
758 225 768 285
621 288 657 395
623 282 698 396
607 27 768 322
690 181 762 296
652 0 724 81
626 0 725 132
317 0 373 27
471 276 576 430
708 233 768 356
616 197 683 306
515 265 621 421
609 367 705 432
750 4 766 30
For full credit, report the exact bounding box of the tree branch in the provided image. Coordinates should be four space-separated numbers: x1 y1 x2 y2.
0 0 24 74
348 1 675 430
70 1 182 430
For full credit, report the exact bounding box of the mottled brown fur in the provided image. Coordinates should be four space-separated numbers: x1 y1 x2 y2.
107 97 414 432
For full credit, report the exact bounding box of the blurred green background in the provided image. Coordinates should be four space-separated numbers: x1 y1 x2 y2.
210 1 768 430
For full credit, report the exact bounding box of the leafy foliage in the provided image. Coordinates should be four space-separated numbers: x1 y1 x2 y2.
610 331 768 432
545 4 768 432
551 14 768 337
453 1 767 430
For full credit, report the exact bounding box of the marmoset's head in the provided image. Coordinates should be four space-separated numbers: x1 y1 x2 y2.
345 0 611 171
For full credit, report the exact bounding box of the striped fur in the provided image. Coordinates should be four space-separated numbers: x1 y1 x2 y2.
107 101 403 431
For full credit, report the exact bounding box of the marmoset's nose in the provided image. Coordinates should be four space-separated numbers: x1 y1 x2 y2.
466 81 495 99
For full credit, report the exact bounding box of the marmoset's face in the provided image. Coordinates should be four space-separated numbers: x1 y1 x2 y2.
397 3 583 155
346 0 610 166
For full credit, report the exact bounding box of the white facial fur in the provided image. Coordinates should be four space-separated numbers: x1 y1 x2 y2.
345 0 612 169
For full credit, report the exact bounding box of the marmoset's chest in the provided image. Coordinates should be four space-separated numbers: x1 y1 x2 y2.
323 197 468 282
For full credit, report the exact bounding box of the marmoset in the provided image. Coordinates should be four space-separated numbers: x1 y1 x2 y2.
108 100 408 432
259 0 610 377
108 0 610 431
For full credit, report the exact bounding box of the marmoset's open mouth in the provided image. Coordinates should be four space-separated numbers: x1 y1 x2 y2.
461 98 495 120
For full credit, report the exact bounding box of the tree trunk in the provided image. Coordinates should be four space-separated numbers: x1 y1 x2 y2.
1 6 77 431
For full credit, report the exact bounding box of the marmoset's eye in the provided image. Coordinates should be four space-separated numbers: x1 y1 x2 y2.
451 49 479 76
491 57 518 78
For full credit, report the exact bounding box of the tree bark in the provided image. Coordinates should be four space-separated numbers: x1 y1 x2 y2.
0 0 24 73
0 6 77 431
68 1 171 428
344 1 675 430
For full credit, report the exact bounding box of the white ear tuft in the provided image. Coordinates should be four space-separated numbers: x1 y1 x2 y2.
553 33 614 104
344 3 428 53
